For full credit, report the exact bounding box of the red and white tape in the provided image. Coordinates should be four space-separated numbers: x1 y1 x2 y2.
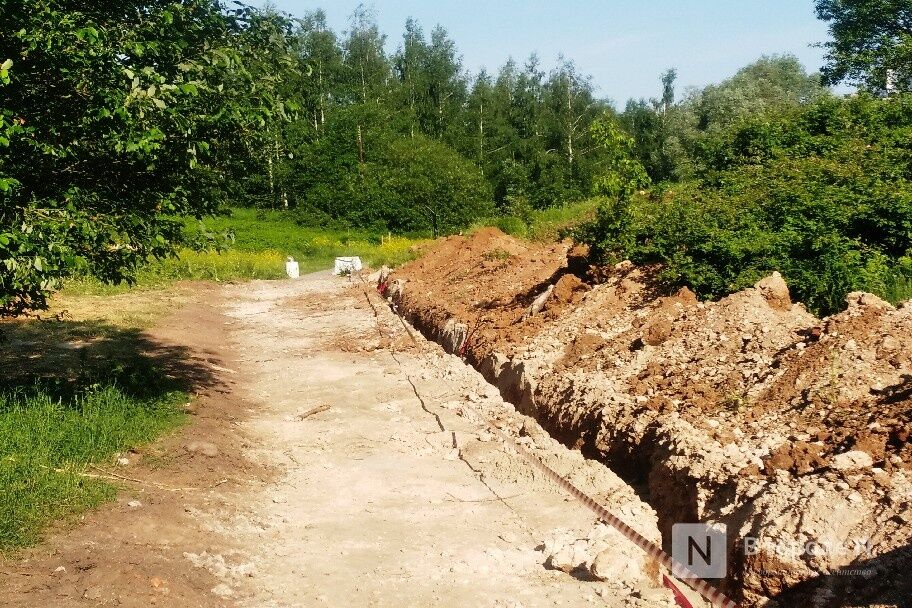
494 429 740 608
361 280 739 608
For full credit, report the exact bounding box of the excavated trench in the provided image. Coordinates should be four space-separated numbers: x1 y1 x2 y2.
378 228 912 608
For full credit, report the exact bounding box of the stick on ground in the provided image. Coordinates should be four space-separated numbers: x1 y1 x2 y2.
297 404 331 420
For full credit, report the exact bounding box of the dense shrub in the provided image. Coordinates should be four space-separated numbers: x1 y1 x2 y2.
577 94 912 315
291 105 493 235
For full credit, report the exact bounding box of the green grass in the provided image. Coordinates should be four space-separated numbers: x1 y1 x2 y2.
474 197 601 242
64 208 425 296
0 384 186 550
195 207 423 265
883 274 912 307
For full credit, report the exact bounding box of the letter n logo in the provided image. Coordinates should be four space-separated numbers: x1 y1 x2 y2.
672 523 727 579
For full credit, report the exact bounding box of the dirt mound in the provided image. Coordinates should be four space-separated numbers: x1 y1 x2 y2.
385 228 912 607
387 228 574 362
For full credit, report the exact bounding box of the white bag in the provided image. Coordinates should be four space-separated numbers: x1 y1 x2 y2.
333 256 363 275
285 257 300 279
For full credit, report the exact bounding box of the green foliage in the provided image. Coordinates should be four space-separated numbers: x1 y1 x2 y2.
690 55 829 134
290 104 493 235
0 384 185 549
264 18 614 217
577 94 912 315
589 114 651 200
0 1 305 315
65 207 425 294
474 197 600 242
621 56 829 182
816 0 912 92
369 136 493 235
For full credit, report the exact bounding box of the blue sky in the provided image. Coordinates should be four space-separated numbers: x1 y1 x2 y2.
251 1 837 104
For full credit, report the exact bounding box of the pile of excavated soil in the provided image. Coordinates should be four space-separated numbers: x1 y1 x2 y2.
384 228 576 362
385 228 912 607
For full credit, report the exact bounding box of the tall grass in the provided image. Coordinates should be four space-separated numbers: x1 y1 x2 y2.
473 198 600 242
64 208 425 296
883 274 912 306
0 385 185 550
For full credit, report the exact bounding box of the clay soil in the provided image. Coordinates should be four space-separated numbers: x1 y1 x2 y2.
388 228 912 607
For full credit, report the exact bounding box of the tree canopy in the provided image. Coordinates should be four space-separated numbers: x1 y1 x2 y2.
816 0 912 92
3 1 912 316
1 1 302 313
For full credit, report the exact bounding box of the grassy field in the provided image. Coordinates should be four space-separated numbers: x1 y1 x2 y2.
64 208 426 297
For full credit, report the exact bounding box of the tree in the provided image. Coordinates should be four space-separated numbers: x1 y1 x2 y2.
588 115 650 201
394 18 427 136
658 68 677 116
288 103 492 234
374 135 493 236
465 69 495 162
816 0 912 92
297 10 344 131
572 114 650 260
0 1 297 314
620 68 680 182
341 5 391 105
228 7 308 209
690 55 828 133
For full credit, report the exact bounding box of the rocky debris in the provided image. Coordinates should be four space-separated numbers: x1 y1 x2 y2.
387 228 912 606
184 441 219 457
211 583 234 598
543 537 590 573
830 450 875 471
540 525 650 585
755 271 792 311
184 551 257 580
642 317 674 347
527 285 555 318
590 547 642 582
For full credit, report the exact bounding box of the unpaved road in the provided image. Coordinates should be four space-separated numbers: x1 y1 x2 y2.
1 274 672 607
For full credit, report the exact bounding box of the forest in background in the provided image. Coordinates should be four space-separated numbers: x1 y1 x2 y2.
231 8 834 226
1 0 911 315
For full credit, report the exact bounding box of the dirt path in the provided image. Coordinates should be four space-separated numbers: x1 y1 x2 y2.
1 275 671 607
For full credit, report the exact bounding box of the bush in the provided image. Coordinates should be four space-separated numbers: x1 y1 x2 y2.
576 94 912 315
289 104 494 235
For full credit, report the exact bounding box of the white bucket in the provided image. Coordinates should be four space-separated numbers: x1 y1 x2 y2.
333 256 363 276
285 257 300 279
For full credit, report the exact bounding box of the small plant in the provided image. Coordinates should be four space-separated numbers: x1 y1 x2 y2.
722 391 747 412
482 248 512 262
